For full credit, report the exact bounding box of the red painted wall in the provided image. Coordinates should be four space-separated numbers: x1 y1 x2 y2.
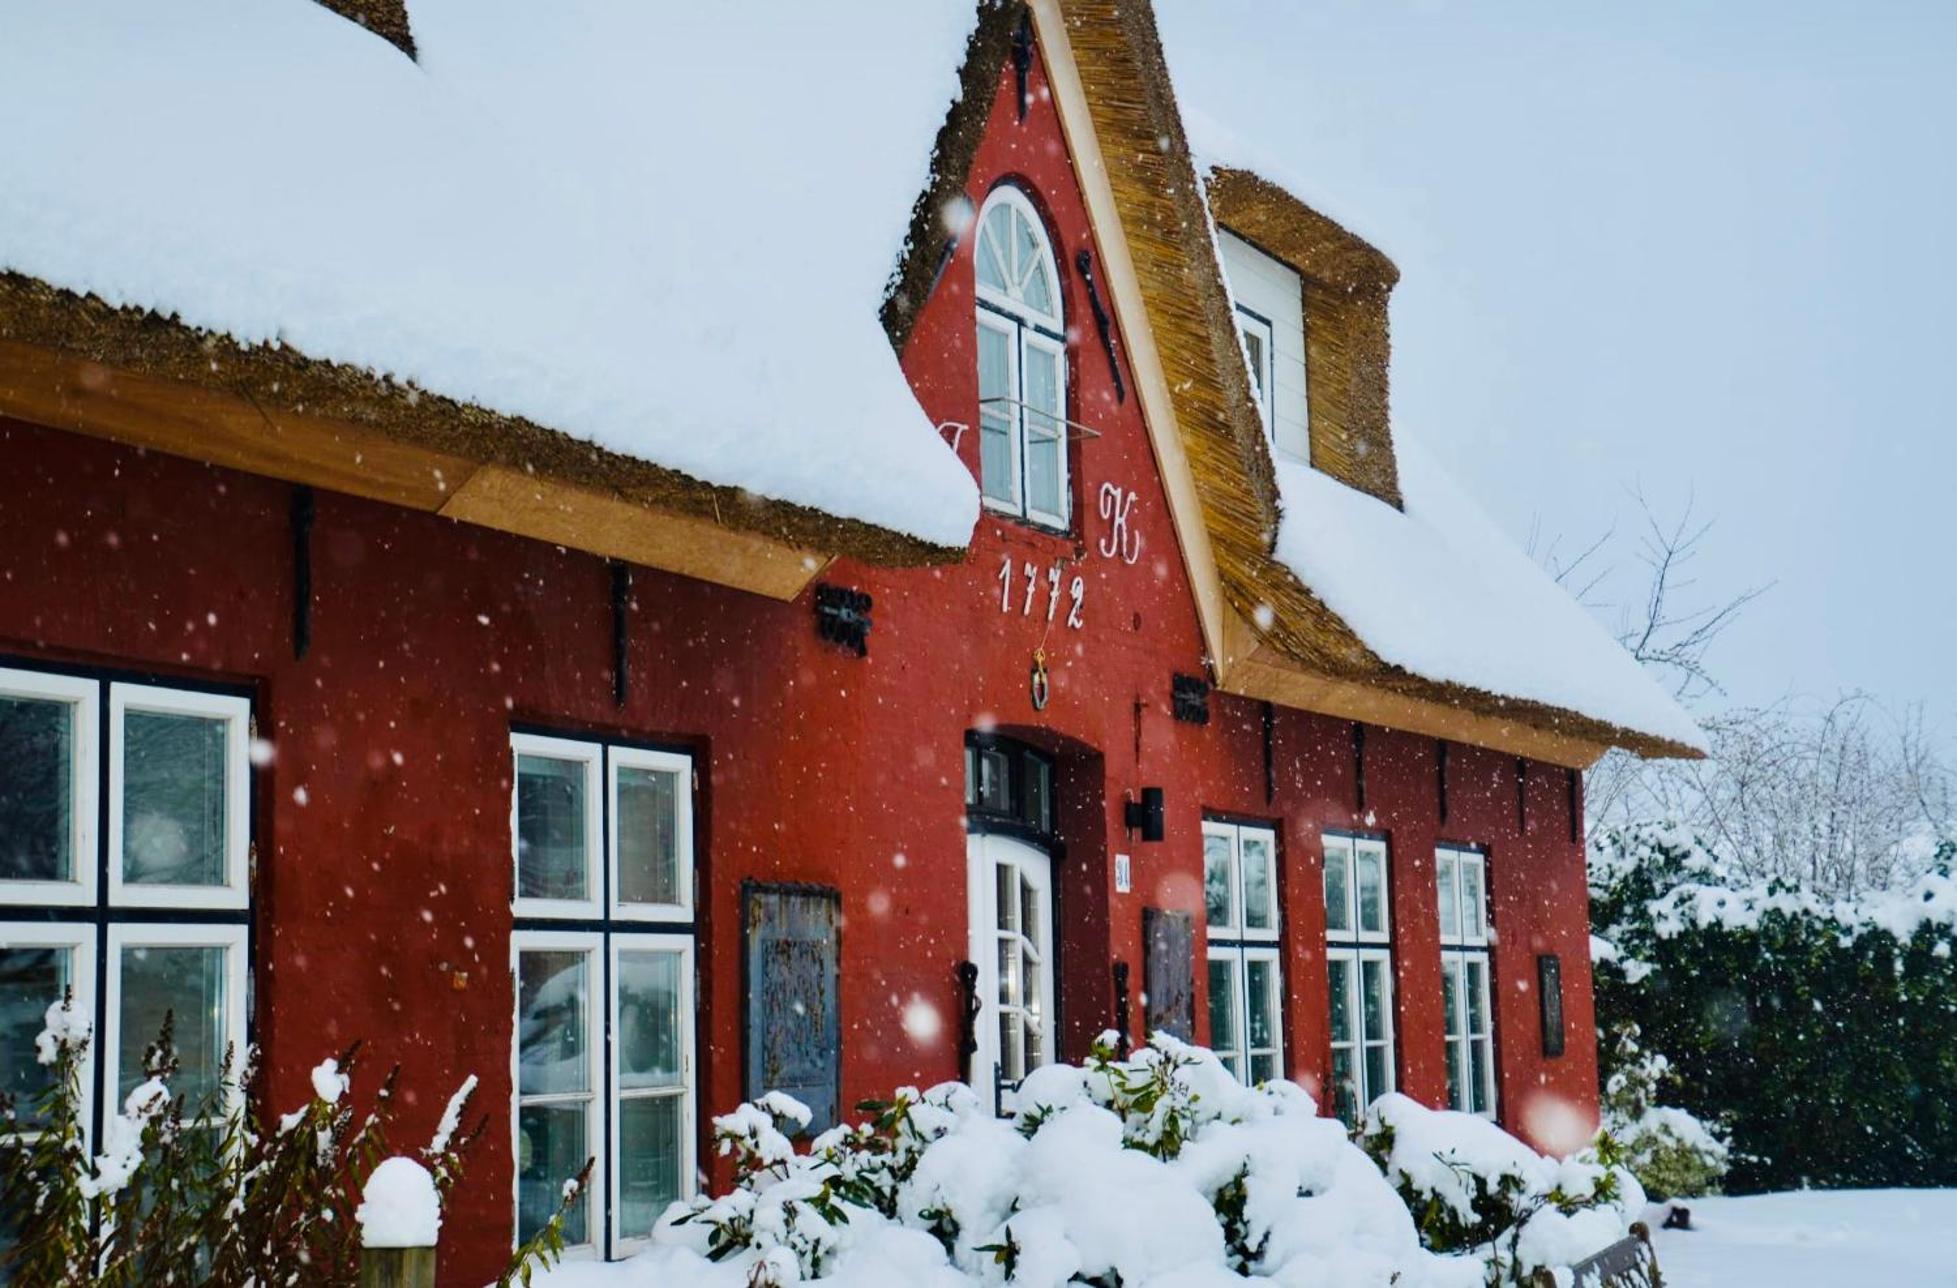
0 32 1598 1286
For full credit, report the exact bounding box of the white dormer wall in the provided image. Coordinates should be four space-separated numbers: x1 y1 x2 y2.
1218 229 1310 463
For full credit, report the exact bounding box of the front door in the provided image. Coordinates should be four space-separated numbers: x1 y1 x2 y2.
967 831 1055 1114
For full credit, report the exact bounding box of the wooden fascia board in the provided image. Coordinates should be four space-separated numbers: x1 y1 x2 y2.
1216 610 1609 770
0 338 826 602
1028 0 1231 674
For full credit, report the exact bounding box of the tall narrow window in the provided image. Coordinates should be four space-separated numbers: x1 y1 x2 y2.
1437 845 1496 1118
975 186 1068 528
0 665 252 1156
510 732 696 1261
1203 819 1282 1085
1235 306 1277 439
1322 832 1393 1125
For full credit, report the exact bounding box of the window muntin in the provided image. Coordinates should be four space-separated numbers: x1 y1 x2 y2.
2 667 252 1154
1205 820 1283 1086
1437 845 1496 1117
509 732 697 1260
974 186 1069 529
1324 832 1394 1124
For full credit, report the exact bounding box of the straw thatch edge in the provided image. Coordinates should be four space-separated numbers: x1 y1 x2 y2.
312 0 415 61
0 272 962 569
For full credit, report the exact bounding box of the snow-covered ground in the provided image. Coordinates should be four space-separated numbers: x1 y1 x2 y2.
1648 1190 1957 1288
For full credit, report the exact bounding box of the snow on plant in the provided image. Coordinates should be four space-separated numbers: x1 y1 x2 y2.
1597 1025 1728 1201
644 1034 1635 1288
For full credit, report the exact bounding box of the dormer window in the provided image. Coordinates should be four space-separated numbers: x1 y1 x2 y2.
975 186 1069 529
1218 229 1309 462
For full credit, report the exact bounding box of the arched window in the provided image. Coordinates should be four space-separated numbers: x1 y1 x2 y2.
974 187 1068 528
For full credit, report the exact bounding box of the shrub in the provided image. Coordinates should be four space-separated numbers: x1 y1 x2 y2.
1596 1024 1729 1201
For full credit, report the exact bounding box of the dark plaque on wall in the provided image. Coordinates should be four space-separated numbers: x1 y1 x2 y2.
744 884 842 1132
1143 907 1195 1041
1538 953 1566 1058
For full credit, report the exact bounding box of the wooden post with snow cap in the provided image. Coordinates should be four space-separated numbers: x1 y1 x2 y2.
357 1156 441 1288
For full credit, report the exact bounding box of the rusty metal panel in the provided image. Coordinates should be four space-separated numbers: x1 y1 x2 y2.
1143 906 1194 1041
744 883 842 1132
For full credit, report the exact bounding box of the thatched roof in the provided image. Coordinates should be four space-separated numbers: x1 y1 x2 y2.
312 0 415 60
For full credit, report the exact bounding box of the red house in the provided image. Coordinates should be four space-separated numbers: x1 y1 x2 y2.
0 0 1700 1280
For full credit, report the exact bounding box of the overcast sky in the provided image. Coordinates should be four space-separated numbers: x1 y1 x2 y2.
1156 0 1954 741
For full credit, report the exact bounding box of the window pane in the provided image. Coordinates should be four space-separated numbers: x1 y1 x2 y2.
1022 757 1050 833
119 944 225 1109
1436 852 1459 942
1364 1045 1389 1106
1356 845 1385 935
1331 1048 1356 1125
618 1095 683 1241
516 755 588 902
1326 957 1352 1044
1463 860 1487 938
617 950 682 1090
1360 958 1388 1044
122 711 227 887
977 326 1015 505
1206 958 1237 1057
1203 832 1234 929
977 208 1012 294
1470 1037 1493 1115
0 696 73 883
1445 1038 1465 1112
1441 960 1462 1039
1014 212 1055 316
1023 347 1063 519
1241 325 1266 401
1323 843 1351 934
617 765 682 907
1249 1052 1277 1085
1242 833 1274 931
517 1102 588 1246
1466 959 1489 1037
517 950 589 1097
1246 957 1276 1051
1 945 68 1126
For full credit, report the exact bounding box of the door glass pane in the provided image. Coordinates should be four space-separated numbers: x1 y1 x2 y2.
1326 957 1352 1044
1000 1012 1024 1082
122 711 227 887
1246 957 1275 1051
1356 845 1385 934
0 696 73 883
1 944 68 1126
1019 875 1041 958
1242 833 1274 931
1360 958 1387 1043
996 936 1018 1006
1206 958 1237 1057
1203 832 1234 929
977 326 1015 505
996 863 1017 935
616 765 681 907
1323 843 1351 934
517 950 589 1097
1436 852 1459 942
119 944 225 1109
516 755 588 902
517 1101 588 1246
618 1095 683 1241
617 950 682 1090
1463 860 1487 938
1023 347 1063 519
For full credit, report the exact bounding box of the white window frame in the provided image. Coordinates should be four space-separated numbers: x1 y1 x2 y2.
607 932 696 1258
607 747 695 923
0 921 98 1140
511 928 605 1262
1323 833 1392 945
974 185 1070 530
106 682 250 911
1324 832 1395 1122
0 667 99 908
102 920 249 1121
510 733 605 921
1204 820 1283 1085
1437 845 1497 1118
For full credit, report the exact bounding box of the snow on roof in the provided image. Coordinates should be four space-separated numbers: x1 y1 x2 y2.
1273 442 1707 752
0 0 981 548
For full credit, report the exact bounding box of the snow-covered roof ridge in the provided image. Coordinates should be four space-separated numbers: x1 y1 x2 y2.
0 0 981 549
1272 438 1707 754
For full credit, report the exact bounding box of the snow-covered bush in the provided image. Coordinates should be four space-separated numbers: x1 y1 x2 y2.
0 997 568 1287
1592 822 1957 1190
1357 1093 1644 1284
1596 1025 1728 1201
642 1034 1635 1288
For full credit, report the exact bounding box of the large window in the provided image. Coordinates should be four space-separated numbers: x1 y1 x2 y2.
1437 845 1496 1118
975 185 1069 528
510 732 695 1261
1203 820 1282 1085
0 665 252 1146
1322 832 1393 1126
